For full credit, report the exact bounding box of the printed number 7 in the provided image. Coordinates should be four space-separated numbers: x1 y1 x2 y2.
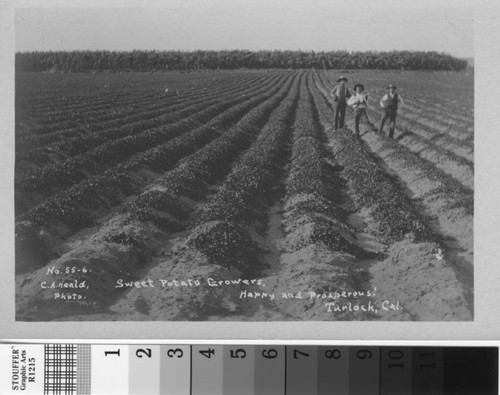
293 349 310 359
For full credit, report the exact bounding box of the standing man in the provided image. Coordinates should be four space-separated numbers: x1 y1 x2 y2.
347 83 377 137
379 84 404 138
331 76 351 130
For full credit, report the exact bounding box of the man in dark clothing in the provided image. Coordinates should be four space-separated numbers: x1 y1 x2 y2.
330 76 351 130
379 84 404 138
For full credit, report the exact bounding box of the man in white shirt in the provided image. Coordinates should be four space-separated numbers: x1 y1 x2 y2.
347 83 377 137
330 76 351 131
379 84 404 138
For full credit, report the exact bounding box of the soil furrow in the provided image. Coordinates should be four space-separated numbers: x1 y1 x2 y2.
15 73 300 320
313 71 472 321
16 73 289 215
16 73 266 151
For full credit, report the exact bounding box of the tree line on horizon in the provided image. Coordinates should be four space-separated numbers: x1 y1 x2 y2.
15 50 469 72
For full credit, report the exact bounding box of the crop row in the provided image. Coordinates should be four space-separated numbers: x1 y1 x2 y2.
16 73 269 151
407 95 473 123
17 72 297 278
388 110 474 159
352 104 475 193
17 89 160 127
348 102 475 188
16 73 280 170
16 73 289 208
16 71 249 117
372 132 474 214
316 71 473 231
320 69 473 116
15 73 297 267
282 75 369 257
427 133 474 163
388 127 474 189
312 74 434 242
187 75 302 273
320 72 473 138
402 101 472 130
16 72 260 133
128 73 297 232
397 106 473 143
318 73 474 159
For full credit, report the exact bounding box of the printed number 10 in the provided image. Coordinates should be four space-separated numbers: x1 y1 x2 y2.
388 350 404 369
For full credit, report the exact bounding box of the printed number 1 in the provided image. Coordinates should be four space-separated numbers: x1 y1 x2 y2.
104 349 121 357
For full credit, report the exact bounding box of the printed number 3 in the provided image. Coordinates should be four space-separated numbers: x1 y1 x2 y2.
167 348 184 358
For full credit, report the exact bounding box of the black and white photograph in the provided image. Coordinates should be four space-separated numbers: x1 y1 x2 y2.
9 2 479 323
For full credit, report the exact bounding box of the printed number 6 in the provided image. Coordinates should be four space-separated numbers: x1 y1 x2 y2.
262 349 278 359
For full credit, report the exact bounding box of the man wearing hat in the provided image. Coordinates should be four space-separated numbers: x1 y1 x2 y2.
379 84 404 138
330 76 351 130
347 83 377 137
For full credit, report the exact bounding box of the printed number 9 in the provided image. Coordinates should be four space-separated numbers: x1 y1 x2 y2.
357 350 372 359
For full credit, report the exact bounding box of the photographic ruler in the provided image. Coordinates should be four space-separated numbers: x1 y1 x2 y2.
0 342 498 394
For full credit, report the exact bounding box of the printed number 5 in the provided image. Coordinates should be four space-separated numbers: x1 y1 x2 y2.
167 348 184 358
230 349 246 359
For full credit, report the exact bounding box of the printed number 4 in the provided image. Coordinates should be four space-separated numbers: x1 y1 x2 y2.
200 349 215 359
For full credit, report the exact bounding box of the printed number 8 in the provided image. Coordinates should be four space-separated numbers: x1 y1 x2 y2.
325 349 341 359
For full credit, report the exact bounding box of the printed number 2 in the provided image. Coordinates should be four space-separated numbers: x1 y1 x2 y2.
136 348 152 358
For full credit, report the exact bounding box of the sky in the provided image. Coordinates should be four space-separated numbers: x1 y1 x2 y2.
15 2 474 58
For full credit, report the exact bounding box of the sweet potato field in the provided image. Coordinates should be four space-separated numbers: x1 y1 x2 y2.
15 70 474 321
